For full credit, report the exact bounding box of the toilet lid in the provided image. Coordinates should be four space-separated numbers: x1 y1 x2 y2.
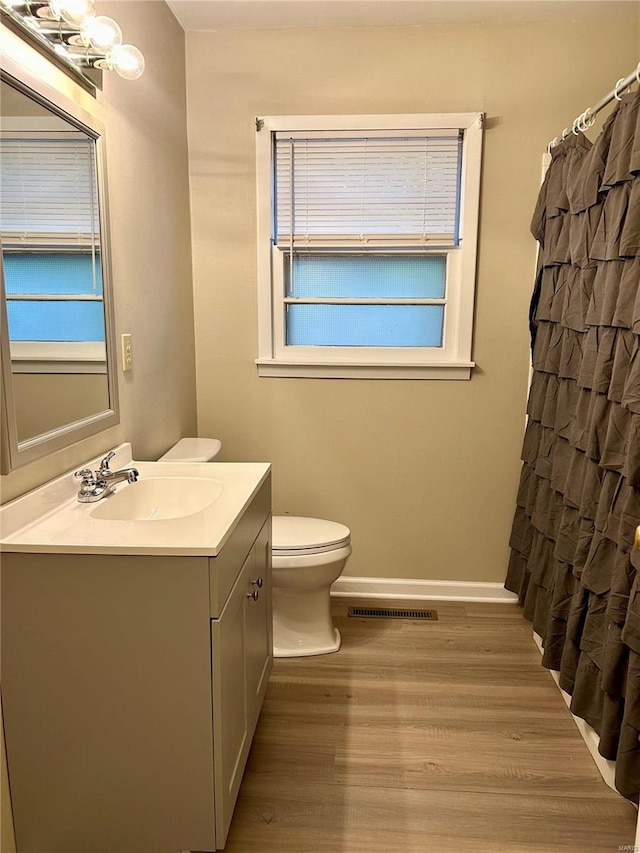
160 438 222 462
272 516 350 553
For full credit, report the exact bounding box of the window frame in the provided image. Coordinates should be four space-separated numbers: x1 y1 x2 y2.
255 113 483 379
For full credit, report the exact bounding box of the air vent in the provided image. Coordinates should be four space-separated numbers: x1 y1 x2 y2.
347 607 438 620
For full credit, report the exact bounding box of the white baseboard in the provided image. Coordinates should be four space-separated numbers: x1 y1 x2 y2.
331 576 518 603
532 631 621 796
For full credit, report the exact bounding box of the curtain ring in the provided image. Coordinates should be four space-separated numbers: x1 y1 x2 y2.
636 62 640 85
572 117 581 135
547 137 558 153
582 107 595 130
614 78 625 100
561 127 569 140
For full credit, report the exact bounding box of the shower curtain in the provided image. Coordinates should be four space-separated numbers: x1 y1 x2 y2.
506 90 640 802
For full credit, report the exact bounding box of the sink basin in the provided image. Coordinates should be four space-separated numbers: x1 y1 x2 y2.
90 477 224 521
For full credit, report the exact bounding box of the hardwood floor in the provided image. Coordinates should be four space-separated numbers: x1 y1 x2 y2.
223 598 638 852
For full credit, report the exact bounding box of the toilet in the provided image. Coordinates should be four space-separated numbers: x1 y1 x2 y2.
160 438 351 658
271 515 351 658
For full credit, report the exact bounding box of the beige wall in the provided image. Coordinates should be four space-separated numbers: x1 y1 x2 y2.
186 18 639 584
13 373 109 441
0 0 197 504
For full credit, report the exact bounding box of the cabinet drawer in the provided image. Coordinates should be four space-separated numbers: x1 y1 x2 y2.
208 476 271 617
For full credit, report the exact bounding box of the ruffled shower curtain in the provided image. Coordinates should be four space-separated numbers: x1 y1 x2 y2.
506 90 640 801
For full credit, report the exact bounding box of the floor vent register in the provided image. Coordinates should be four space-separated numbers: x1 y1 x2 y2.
347 607 438 620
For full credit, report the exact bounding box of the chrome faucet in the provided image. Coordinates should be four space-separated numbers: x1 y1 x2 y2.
75 451 139 503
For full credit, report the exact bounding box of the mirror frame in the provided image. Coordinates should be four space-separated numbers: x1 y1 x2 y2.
0 57 119 474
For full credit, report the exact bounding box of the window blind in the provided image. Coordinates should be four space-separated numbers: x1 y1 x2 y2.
0 134 100 248
275 131 462 250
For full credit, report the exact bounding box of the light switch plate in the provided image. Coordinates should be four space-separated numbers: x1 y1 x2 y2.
121 333 133 371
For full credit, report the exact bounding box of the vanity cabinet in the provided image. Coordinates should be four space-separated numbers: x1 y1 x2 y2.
1 476 272 853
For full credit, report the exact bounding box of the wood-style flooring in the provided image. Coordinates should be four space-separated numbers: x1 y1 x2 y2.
224 598 638 853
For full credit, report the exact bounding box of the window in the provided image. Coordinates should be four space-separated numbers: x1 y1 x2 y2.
0 128 105 374
255 113 483 379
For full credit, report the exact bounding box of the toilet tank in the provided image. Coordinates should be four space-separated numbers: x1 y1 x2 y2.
159 437 222 463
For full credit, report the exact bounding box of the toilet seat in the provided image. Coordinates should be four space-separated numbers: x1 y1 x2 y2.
272 516 350 557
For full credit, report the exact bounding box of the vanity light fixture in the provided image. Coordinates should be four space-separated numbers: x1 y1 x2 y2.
0 0 145 80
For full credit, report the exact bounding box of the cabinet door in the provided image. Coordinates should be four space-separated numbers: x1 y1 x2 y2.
211 517 273 848
211 550 250 848
244 518 273 735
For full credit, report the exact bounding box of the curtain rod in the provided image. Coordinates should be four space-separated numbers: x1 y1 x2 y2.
548 61 640 150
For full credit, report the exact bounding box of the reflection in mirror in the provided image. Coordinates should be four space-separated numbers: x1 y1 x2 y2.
0 67 118 473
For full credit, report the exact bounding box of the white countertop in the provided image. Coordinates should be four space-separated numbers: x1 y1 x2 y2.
0 444 271 557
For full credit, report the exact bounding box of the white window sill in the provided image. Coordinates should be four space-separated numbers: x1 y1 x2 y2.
10 341 107 374
255 359 475 379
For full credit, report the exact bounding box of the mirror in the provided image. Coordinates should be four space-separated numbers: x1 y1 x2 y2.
0 63 118 472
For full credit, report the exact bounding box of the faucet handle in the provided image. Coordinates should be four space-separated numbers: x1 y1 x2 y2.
99 451 116 472
74 468 94 481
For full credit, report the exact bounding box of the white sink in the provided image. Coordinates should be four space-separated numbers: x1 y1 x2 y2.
90 477 224 521
0 443 271 556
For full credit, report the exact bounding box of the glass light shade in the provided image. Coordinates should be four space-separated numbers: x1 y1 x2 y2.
49 0 95 27
80 15 122 52
106 44 145 80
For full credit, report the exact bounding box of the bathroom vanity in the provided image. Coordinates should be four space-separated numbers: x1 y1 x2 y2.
1 445 272 852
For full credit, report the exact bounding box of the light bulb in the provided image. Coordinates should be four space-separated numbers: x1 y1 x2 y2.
80 15 122 52
49 0 95 27
106 44 145 80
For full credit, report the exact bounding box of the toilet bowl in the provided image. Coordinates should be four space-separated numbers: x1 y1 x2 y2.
271 516 351 658
160 440 351 658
